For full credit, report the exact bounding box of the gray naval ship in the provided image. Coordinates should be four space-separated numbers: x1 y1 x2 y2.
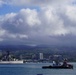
0 51 23 64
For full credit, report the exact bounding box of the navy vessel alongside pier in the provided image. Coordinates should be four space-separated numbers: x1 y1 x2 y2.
0 51 24 64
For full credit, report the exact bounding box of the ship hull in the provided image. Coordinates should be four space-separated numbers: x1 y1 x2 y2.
42 65 73 69
0 60 23 64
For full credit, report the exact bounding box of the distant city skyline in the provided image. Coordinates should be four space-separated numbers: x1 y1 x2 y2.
0 0 76 46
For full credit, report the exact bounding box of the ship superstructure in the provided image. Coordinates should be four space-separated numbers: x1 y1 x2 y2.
0 51 23 64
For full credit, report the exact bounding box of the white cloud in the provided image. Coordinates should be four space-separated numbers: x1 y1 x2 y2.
7 33 28 39
20 9 41 26
40 6 68 35
0 28 6 36
61 5 76 35
18 34 28 39
66 5 76 22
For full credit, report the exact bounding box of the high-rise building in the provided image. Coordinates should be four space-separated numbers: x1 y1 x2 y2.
39 53 43 60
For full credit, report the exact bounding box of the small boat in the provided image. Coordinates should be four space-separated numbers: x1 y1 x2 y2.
42 64 73 69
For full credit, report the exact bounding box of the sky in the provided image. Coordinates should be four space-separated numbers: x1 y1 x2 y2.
0 0 76 46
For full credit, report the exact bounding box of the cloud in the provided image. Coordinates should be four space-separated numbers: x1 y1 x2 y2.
0 0 76 8
20 9 41 26
6 0 73 6
0 0 6 6
0 8 41 44
0 0 76 45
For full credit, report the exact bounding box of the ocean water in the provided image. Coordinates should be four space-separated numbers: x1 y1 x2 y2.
0 62 76 75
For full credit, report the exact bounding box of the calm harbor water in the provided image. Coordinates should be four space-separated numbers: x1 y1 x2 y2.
0 62 76 75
